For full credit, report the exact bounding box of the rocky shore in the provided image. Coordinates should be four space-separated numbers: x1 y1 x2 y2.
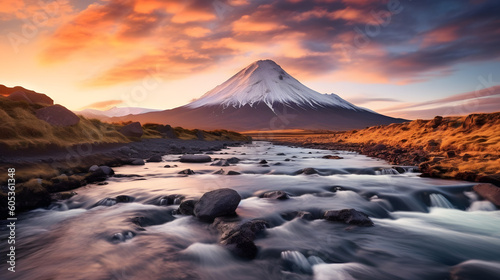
0 138 250 218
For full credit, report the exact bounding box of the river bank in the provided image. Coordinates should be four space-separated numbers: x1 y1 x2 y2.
0 138 250 218
251 112 500 187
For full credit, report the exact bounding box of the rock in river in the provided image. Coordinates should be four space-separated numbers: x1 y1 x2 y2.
473 183 500 207
323 209 374 226
194 188 241 222
261 190 289 200
180 155 212 163
214 218 268 259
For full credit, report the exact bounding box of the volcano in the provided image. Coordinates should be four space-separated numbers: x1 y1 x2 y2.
109 60 406 131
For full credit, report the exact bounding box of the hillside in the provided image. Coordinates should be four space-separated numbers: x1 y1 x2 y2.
264 112 500 185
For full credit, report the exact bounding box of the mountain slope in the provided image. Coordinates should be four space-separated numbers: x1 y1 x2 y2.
110 60 407 131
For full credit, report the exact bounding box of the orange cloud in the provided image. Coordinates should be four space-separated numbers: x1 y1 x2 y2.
421 25 459 47
79 99 124 110
233 15 286 33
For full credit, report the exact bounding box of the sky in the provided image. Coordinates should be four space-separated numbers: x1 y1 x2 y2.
0 0 499 119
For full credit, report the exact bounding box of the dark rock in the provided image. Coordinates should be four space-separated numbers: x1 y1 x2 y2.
477 173 500 187
259 160 268 164
455 171 478 182
296 168 319 175
119 122 143 138
227 171 241 176
211 159 230 166
7 90 54 105
178 169 195 175
131 159 145 165
160 194 185 205
213 169 225 175
116 195 134 203
85 168 108 183
50 191 77 201
463 114 487 130
284 158 291 162
156 124 177 138
261 190 289 200
446 151 456 158
430 116 443 128
35 105 80 127
473 183 500 207
147 155 163 162
226 157 241 164
277 153 286 156
323 209 374 226
322 155 344 159
164 165 172 168
178 199 197 215
462 154 472 161
180 155 212 163
194 188 241 222
214 218 269 259
371 144 387 151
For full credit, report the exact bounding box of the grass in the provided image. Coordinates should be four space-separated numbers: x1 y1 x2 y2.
0 97 129 149
257 112 500 178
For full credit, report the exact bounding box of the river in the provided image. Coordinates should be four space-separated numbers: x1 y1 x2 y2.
2 141 500 280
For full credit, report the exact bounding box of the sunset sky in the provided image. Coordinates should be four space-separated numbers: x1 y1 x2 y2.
1 0 499 119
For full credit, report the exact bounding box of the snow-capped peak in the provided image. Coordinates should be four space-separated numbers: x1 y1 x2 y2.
187 59 362 111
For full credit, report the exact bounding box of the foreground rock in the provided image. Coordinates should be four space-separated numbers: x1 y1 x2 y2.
214 218 268 259
35 105 80 127
194 188 241 222
473 183 500 207
180 155 212 163
323 209 374 226
119 122 143 138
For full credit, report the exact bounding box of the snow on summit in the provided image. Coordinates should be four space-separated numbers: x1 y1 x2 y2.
187 60 361 111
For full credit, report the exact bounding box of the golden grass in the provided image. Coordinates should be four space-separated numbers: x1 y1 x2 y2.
0 97 130 149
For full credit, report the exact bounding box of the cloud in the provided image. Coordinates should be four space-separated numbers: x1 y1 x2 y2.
380 85 500 113
35 0 500 87
391 96 500 119
346 97 401 105
79 99 124 110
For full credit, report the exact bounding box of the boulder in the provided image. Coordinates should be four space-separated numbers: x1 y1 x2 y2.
35 105 80 127
147 155 163 162
259 160 268 164
178 169 195 175
323 209 374 226
261 190 289 200
7 90 53 105
131 159 145 165
194 188 241 222
119 122 143 138
180 155 212 163
227 171 241 176
178 199 197 215
227 157 241 164
473 183 500 207
211 159 230 166
214 218 268 259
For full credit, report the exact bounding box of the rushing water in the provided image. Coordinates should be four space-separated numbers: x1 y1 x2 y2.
2 142 500 280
